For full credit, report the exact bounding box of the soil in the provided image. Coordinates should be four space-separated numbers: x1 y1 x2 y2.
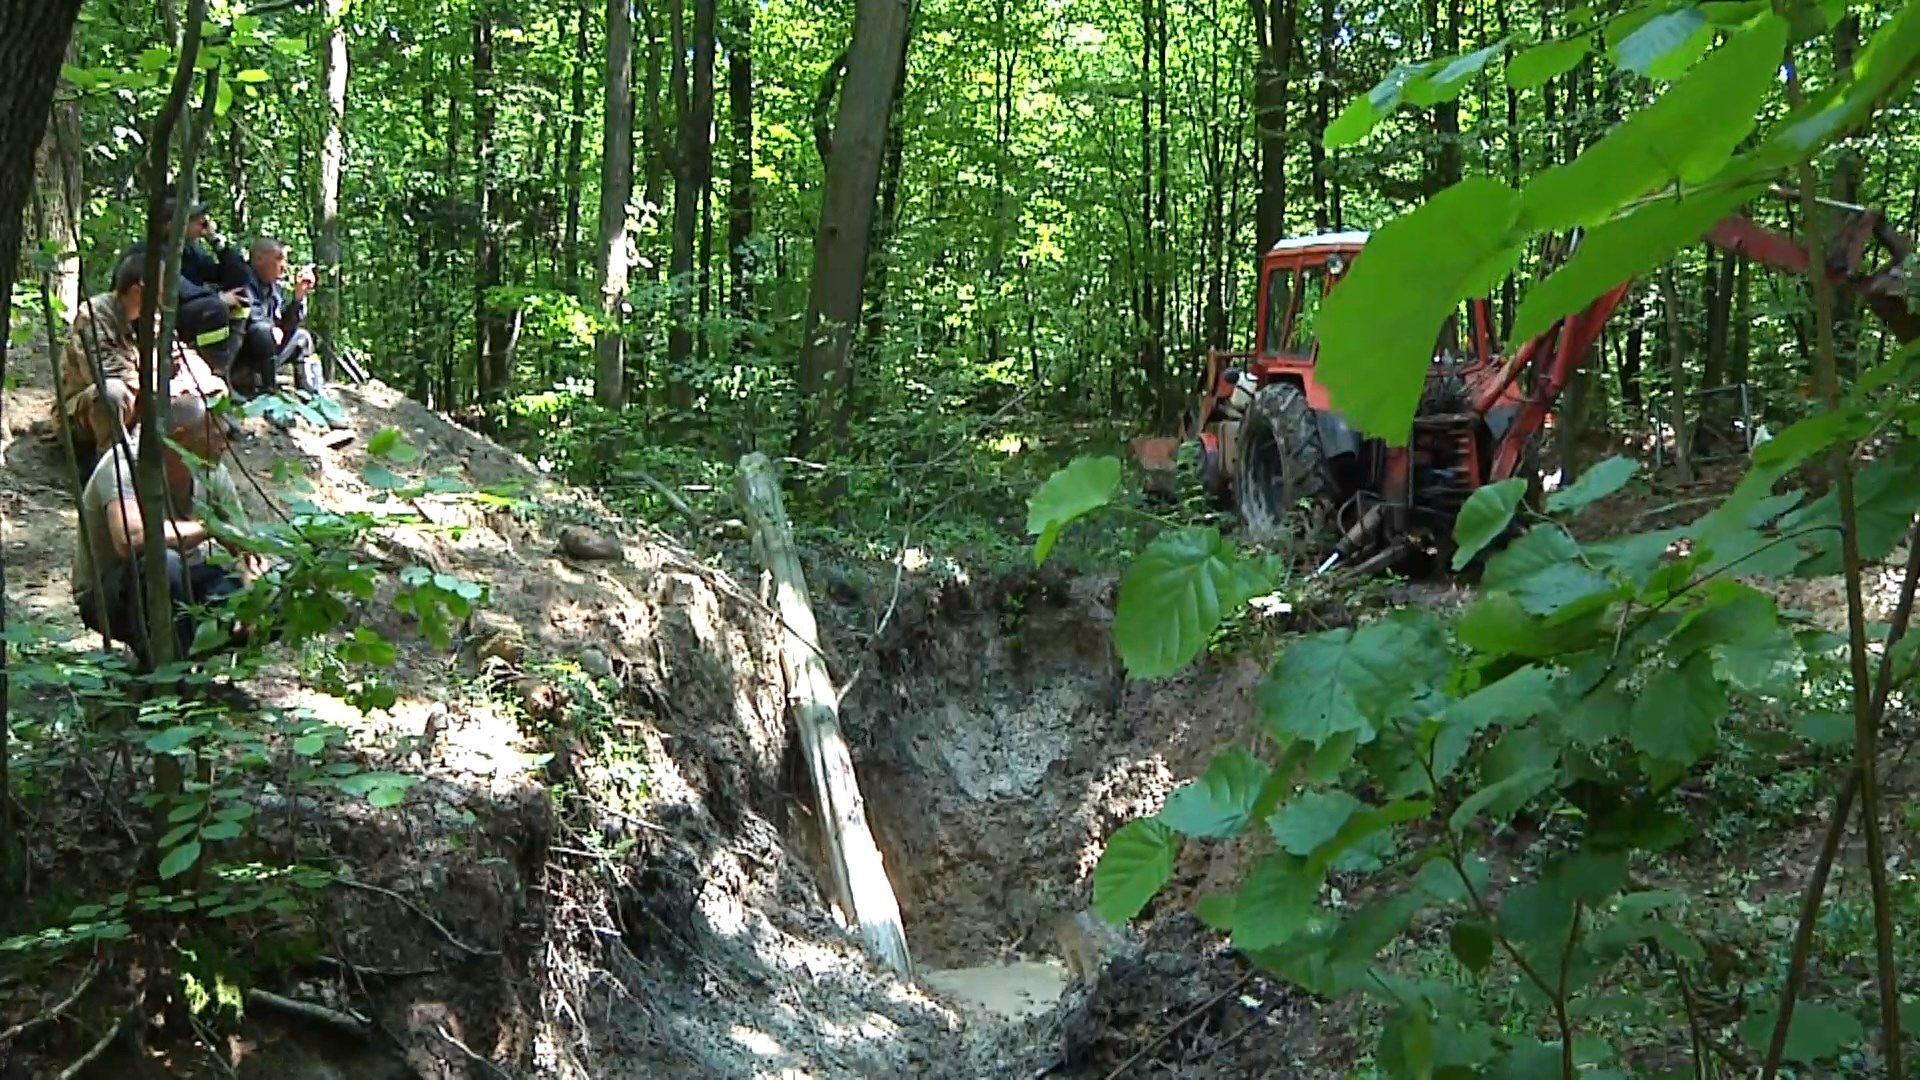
0 348 1361 1078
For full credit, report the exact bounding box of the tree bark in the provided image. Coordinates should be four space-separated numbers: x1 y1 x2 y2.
1660 265 1693 482
792 0 910 457
473 1 509 402
666 0 715 409
564 0 590 290
317 0 349 375
640 0 668 218
735 452 913 978
1250 0 1298 252
595 0 636 408
861 15 912 359
0 0 85 864
726 0 755 338
30 40 82 315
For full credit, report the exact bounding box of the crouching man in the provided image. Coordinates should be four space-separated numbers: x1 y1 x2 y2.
72 389 264 669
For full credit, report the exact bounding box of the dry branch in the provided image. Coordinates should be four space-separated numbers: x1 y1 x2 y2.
734 451 912 979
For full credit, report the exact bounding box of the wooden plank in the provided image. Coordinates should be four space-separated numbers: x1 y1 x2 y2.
734 452 913 978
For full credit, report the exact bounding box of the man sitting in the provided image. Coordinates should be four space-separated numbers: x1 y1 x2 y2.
72 389 263 670
229 237 341 420
122 196 251 375
58 252 228 468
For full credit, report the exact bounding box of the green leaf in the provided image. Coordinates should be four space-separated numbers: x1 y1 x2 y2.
1711 624 1803 697
1737 1002 1865 1063
160 822 197 848
1513 182 1760 344
367 784 407 809
1508 35 1591 89
1315 178 1524 443
1323 62 1432 148
1268 790 1364 857
1451 478 1528 570
1780 446 1920 576
159 841 202 880
1414 852 1490 904
1404 42 1504 107
1449 918 1494 973
146 725 209 753
1113 527 1268 678
1159 747 1271 839
215 78 234 118
1519 15 1787 230
1753 0 1920 166
199 820 244 841
1628 655 1726 765
1482 527 1613 616
366 426 422 464
1026 455 1121 565
235 68 272 83
363 463 407 491
294 733 328 755
1194 893 1237 931
1258 611 1447 744
1609 7 1707 75
1232 853 1321 950
1092 819 1178 923
1450 765 1554 833
1545 457 1640 516
1378 1003 1435 1079
1793 711 1853 748
1457 592 1608 658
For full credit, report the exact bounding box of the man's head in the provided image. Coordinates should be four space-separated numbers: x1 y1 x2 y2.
249 237 288 285
164 390 232 460
161 195 214 241
111 252 146 313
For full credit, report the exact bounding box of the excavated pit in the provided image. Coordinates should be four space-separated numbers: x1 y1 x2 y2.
828 568 1285 1023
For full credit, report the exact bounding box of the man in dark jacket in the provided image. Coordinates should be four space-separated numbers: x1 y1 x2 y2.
121 196 249 372
228 237 346 427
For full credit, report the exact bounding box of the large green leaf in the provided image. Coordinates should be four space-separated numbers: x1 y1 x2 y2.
1093 819 1178 923
1113 526 1268 678
1508 35 1591 89
1519 15 1786 230
1546 456 1642 516
1257 611 1448 744
159 840 203 881
1482 527 1614 615
1449 765 1554 833
1511 183 1761 342
1449 918 1495 973
1323 62 1434 148
1779 445 1920 576
1268 789 1365 857
1159 747 1271 839
1609 7 1708 76
1628 654 1726 765
1451 478 1528 570
1404 42 1505 106
1027 455 1121 565
1315 179 1525 442
1457 591 1609 658
1232 853 1321 950
1737 1002 1865 1064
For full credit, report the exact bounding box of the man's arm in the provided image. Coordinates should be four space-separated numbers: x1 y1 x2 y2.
102 493 211 560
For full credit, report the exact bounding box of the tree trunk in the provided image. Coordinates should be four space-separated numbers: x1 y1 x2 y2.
1429 0 1463 190
29 39 82 315
726 0 755 337
1307 0 1335 231
1660 265 1693 482
666 0 715 409
317 0 348 375
792 0 910 456
595 0 636 408
473 1 507 402
1620 294 1644 416
861 12 912 358
0 0 85 867
640 0 668 218
564 0 590 290
1250 0 1298 251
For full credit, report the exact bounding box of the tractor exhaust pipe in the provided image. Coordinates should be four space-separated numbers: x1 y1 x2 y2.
1313 500 1392 577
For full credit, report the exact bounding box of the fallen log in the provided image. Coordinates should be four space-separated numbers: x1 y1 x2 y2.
735 451 913 979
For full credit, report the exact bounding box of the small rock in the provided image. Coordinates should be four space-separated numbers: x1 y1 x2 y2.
579 647 614 679
466 610 526 664
558 524 623 561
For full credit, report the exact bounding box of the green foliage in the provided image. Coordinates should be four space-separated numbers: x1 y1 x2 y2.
1027 454 1122 565
1450 477 1527 569
1113 527 1276 678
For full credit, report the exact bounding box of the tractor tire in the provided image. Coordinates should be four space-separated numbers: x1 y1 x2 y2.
1236 382 1338 551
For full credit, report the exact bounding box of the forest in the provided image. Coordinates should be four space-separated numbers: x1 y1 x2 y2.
1 0 1918 1075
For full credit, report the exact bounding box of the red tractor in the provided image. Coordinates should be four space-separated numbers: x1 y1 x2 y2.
1140 190 1917 575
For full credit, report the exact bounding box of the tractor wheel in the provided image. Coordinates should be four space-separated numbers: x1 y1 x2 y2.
1235 382 1338 550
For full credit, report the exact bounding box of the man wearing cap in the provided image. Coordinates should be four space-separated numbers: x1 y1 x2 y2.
122 195 250 373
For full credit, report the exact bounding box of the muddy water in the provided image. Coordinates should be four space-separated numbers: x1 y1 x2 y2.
922 961 1073 1019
